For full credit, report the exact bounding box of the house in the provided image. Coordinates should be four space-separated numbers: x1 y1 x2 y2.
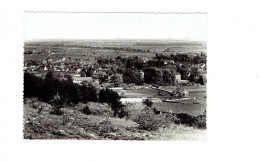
175 74 182 82
76 68 82 74
175 74 189 84
140 70 144 81
120 98 143 103
73 77 93 84
141 57 149 63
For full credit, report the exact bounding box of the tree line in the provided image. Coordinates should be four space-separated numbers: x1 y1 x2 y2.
24 72 127 118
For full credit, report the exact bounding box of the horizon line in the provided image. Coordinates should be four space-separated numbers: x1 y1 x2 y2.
24 38 207 42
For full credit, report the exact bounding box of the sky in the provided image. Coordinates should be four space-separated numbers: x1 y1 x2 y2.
24 13 207 41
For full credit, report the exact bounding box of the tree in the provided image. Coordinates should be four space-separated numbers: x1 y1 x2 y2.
144 67 163 85
45 70 54 79
50 92 64 115
134 60 144 70
95 71 108 84
198 75 207 85
162 69 175 85
86 67 94 77
174 54 191 63
177 65 190 80
193 55 202 64
65 74 73 83
110 74 123 87
98 88 126 117
80 68 87 77
123 68 142 85
126 58 134 68
79 84 97 103
24 72 44 99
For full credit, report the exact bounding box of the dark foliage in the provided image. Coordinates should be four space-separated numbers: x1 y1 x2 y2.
173 54 192 63
49 93 64 115
82 105 92 115
143 98 153 107
98 88 127 118
172 113 207 129
162 69 176 85
134 108 162 131
174 113 198 127
144 67 163 85
24 72 97 105
24 72 44 99
122 68 142 85
193 55 206 64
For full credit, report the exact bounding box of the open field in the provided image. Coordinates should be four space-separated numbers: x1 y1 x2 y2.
24 39 207 61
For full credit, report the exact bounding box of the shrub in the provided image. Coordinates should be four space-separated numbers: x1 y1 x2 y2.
50 107 63 116
92 119 118 136
24 98 31 104
143 98 153 107
32 102 39 109
82 105 92 115
171 112 207 129
118 107 129 119
49 93 63 116
196 110 207 129
173 113 198 127
133 108 162 131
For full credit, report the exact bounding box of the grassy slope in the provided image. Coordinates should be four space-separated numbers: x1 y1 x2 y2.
23 99 206 140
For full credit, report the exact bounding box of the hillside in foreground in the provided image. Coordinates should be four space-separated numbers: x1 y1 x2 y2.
24 98 206 140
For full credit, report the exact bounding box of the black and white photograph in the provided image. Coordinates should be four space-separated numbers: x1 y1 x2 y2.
1 0 260 162
23 12 207 140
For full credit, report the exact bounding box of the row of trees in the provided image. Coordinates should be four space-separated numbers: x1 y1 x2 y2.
24 72 97 105
109 67 177 86
144 67 176 85
155 53 207 64
24 72 128 117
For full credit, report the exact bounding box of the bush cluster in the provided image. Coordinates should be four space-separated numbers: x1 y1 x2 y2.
133 107 163 131
172 112 207 129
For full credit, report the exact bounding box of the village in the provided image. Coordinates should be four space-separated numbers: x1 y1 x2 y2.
23 46 207 108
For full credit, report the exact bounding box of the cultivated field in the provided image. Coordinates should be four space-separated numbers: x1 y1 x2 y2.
24 39 207 61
